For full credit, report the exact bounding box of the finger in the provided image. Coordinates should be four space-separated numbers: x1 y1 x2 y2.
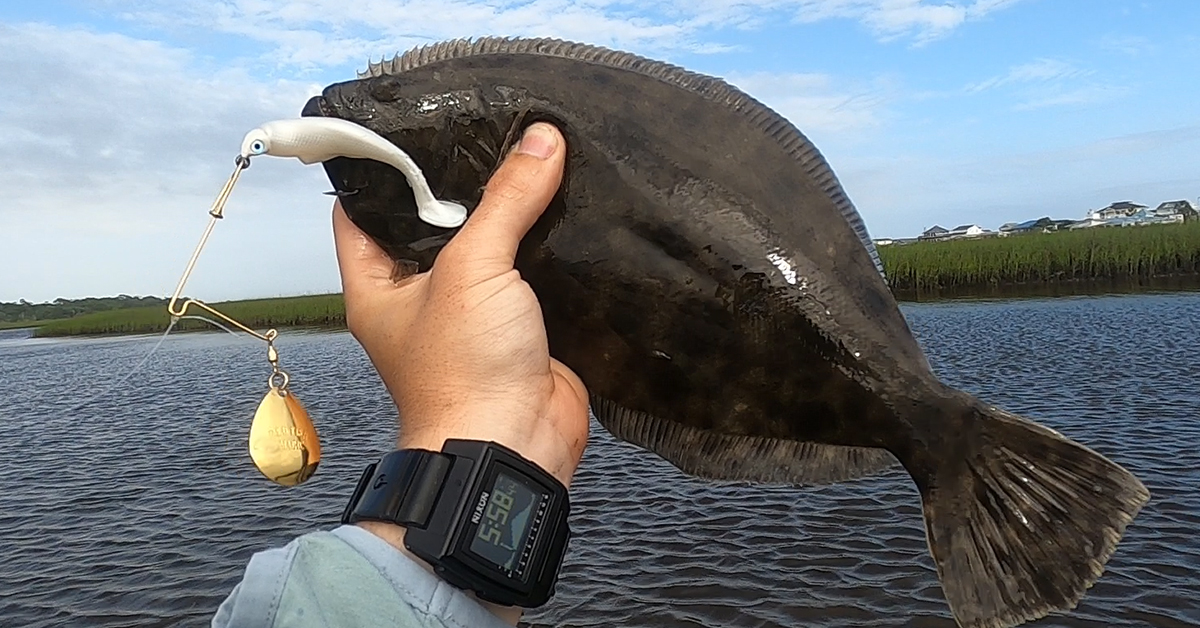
331 200 399 306
440 122 565 276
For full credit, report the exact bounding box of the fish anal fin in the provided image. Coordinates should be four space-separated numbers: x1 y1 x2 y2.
592 396 895 485
919 405 1149 628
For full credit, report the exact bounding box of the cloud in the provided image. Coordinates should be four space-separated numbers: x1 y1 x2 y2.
791 0 1023 45
0 22 335 302
1013 84 1131 111
107 0 707 68
965 58 1091 93
0 22 322 203
726 72 892 135
103 0 1020 70
961 57 1127 111
1099 34 1155 57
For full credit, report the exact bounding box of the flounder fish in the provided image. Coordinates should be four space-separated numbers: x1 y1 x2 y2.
301 38 1149 628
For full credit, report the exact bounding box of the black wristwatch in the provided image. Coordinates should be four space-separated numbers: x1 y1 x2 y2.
341 439 571 608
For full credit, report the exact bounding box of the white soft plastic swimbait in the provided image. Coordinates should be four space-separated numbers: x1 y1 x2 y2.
239 118 467 229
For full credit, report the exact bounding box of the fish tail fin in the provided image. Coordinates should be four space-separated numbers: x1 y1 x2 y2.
915 402 1148 628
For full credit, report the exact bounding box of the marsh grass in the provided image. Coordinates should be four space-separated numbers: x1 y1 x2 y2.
0 320 51 330
23 223 1200 336
879 222 1200 293
34 294 345 337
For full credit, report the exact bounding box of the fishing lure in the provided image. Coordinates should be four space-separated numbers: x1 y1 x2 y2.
168 117 460 486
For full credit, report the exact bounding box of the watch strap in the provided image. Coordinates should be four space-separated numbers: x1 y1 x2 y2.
341 449 453 528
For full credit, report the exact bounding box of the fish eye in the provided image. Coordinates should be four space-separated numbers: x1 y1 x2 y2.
251 140 265 154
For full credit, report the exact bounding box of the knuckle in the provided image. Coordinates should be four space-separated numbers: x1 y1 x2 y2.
436 239 471 269
487 171 534 202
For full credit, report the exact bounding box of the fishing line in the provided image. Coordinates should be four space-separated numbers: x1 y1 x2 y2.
62 314 257 412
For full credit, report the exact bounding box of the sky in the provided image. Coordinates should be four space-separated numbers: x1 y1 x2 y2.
2 1 1198 303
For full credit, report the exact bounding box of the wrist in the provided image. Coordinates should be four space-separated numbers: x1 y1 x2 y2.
344 442 571 615
356 521 524 625
396 419 575 489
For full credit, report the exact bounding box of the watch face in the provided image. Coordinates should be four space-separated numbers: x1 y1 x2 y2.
469 467 547 579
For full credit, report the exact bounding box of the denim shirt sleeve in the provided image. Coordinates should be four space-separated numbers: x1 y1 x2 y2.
212 525 515 628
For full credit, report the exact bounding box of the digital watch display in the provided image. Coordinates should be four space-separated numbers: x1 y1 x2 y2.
467 466 545 579
341 440 571 608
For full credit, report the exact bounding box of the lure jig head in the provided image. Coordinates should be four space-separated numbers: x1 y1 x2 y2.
167 117 467 487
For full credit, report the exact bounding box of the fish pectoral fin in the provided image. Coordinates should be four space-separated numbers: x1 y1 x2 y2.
591 396 896 486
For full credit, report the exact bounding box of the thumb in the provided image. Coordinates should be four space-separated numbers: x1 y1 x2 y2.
332 200 400 305
439 122 565 277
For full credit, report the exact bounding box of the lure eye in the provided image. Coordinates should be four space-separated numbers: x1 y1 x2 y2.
251 140 266 154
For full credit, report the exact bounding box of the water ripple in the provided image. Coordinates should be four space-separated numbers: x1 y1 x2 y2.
1 292 1198 627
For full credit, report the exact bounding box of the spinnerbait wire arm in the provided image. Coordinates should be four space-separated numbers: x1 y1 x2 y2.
166 156 279 347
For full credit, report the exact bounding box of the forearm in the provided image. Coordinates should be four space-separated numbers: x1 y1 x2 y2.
356 521 524 625
216 524 515 628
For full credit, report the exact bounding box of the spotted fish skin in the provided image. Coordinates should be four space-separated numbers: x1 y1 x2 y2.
303 38 1149 628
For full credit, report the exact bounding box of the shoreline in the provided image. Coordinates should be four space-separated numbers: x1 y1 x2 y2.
9 279 1199 339
24 294 347 339
890 273 1200 303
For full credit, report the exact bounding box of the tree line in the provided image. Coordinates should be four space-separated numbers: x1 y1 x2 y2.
0 295 167 323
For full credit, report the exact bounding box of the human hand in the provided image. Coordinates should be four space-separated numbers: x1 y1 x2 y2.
332 122 589 488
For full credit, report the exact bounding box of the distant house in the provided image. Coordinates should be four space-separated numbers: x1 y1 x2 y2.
994 200 1192 234
1120 208 1184 226
1017 218 1047 232
919 225 950 240
946 224 985 238
1068 217 1108 230
1091 201 1147 221
1001 217 1058 234
1070 201 1193 229
1153 200 1198 222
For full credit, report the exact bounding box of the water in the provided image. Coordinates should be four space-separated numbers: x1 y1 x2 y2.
1 292 1197 627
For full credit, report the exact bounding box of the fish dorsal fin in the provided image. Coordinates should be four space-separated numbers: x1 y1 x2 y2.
360 37 887 280
591 396 896 486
